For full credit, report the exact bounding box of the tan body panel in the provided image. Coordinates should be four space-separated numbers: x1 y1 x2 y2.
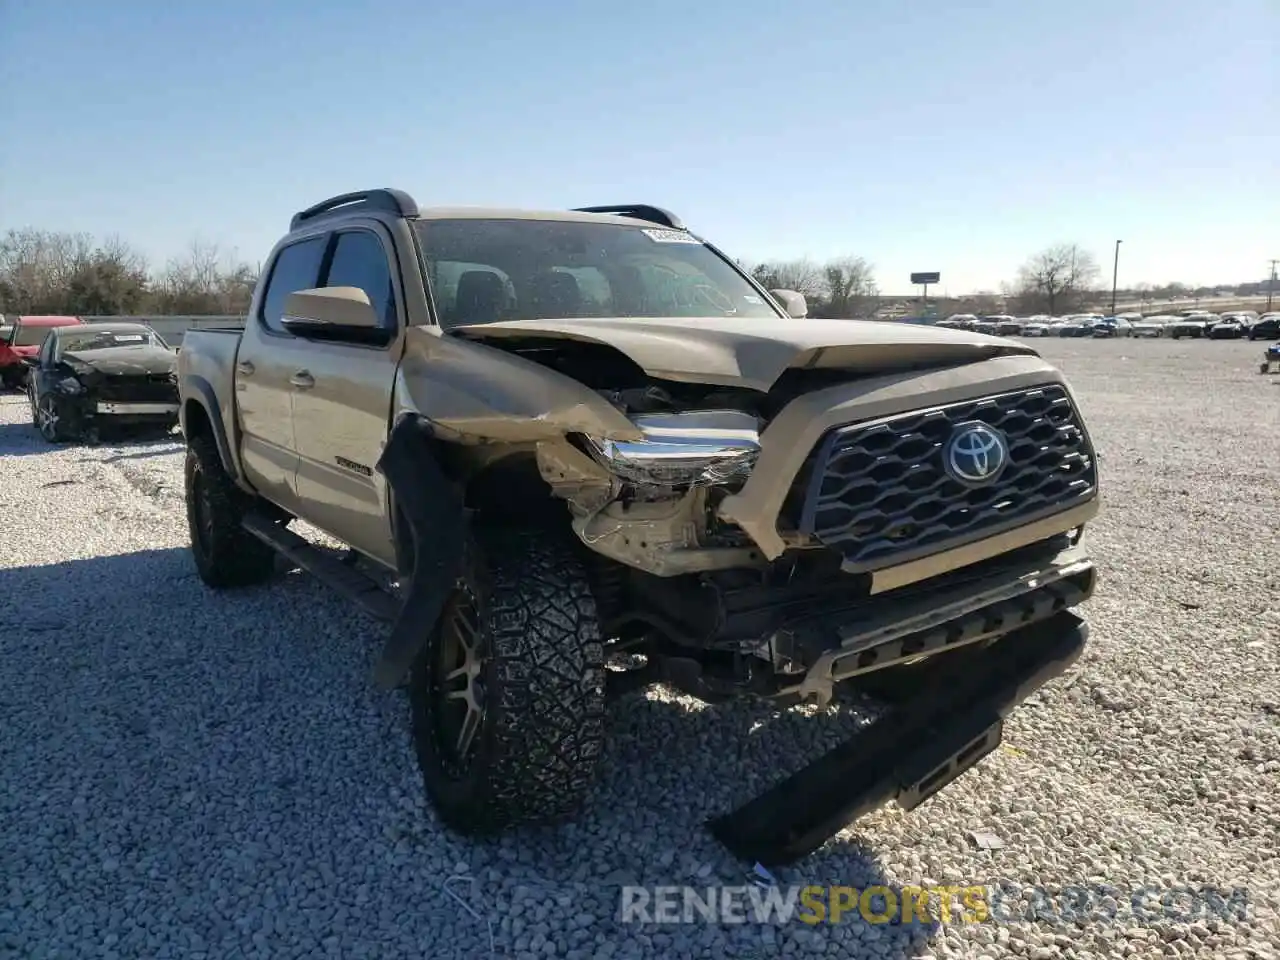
393 326 643 442
176 328 250 488
454 316 1039 392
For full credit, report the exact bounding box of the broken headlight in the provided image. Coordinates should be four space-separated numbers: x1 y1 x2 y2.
585 410 761 487
57 376 85 394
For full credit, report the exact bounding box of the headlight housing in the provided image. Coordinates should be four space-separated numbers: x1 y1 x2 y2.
57 376 84 394
585 410 761 487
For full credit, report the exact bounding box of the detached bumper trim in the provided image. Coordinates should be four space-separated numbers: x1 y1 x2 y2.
96 402 179 415
782 543 1096 704
707 609 1089 866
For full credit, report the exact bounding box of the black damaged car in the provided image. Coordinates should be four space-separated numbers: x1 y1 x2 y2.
24 322 180 443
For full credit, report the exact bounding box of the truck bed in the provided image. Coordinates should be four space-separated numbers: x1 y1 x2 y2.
176 326 243 469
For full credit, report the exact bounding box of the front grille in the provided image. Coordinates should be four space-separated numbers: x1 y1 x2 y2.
792 384 1096 571
94 374 178 403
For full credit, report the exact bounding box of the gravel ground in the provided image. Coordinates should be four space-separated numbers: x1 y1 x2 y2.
1 338 1278 960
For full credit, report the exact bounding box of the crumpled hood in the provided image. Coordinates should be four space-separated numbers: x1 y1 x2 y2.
451 316 1039 392
62 345 177 377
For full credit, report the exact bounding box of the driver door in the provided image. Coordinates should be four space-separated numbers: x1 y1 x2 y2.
290 226 402 568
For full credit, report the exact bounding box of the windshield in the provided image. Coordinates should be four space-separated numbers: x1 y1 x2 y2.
56 327 164 356
414 218 782 327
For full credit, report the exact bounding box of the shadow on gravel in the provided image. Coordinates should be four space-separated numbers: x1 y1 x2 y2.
0 417 178 457
0 418 47 456
453 691 943 956
0 545 941 958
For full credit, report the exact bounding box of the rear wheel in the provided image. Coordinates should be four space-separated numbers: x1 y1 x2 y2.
410 526 606 834
184 432 277 588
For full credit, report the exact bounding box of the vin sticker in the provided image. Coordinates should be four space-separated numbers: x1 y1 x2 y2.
641 228 701 244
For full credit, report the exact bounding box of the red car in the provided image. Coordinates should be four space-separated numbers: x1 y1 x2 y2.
0 316 82 388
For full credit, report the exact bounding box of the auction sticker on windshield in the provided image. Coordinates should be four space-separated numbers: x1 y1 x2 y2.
641 228 702 244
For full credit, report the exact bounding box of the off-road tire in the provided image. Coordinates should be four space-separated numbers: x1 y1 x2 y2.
410 527 607 834
184 432 277 588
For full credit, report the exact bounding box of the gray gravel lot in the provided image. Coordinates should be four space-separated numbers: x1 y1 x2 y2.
1 338 1278 960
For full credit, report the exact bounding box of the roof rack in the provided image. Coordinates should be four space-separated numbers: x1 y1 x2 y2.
572 204 685 230
291 188 420 230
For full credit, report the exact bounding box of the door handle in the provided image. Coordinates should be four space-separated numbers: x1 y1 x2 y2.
236 360 255 375
290 370 315 390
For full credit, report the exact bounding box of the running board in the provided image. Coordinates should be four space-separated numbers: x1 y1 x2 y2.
241 513 399 623
706 610 1088 866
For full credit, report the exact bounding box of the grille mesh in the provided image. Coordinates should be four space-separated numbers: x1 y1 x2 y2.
794 384 1096 571
94 374 178 403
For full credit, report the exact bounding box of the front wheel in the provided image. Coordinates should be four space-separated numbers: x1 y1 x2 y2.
410 527 606 834
35 395 67 443
184 432 277 588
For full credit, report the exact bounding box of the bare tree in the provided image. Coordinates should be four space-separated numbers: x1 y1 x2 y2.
819 256 878 318
64 236 151 315
0 228 152 315
1012 243 1101 315
151 239 257 315
748 258 826 298
0 228 95 313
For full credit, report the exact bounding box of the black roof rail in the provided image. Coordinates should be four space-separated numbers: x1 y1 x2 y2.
290 188 419 230
572 204 685 230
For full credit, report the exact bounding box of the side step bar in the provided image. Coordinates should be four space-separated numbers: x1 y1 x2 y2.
241 513 399 623
706 610 1088 866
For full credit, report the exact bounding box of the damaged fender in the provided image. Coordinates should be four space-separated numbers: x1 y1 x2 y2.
395 327 642 443
370 414 467 690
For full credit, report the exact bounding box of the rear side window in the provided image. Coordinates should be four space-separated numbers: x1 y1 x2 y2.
12 324 58 347
259 236 326 334
322 230 397 331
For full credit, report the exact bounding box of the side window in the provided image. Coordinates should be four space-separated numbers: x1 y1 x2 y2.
322 230 397 331
40 335 56 366
259 236 327 334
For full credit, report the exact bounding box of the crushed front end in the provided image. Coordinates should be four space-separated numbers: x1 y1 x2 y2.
44 366 180 439
548 355 1099 706
536 353 1100 862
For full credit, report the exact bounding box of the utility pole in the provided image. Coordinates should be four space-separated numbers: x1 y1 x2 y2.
1268 259 1278 313
1110 240 1123 316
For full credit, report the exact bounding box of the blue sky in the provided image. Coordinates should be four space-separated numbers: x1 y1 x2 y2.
2 0 1276 294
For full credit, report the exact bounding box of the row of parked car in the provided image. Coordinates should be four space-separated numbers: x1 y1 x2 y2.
937 310 1279 341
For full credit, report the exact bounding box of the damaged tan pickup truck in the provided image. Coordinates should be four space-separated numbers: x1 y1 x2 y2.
177 189 1100 864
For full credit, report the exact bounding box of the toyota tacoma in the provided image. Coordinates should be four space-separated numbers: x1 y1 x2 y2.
177 189 1100 864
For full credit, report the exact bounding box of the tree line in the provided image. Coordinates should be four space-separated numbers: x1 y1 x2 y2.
0 228 258 317
1 226 1264 321
744 256 881 319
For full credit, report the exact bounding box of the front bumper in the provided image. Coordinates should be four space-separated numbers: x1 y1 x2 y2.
96 401 179 415
778 539 1095 705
